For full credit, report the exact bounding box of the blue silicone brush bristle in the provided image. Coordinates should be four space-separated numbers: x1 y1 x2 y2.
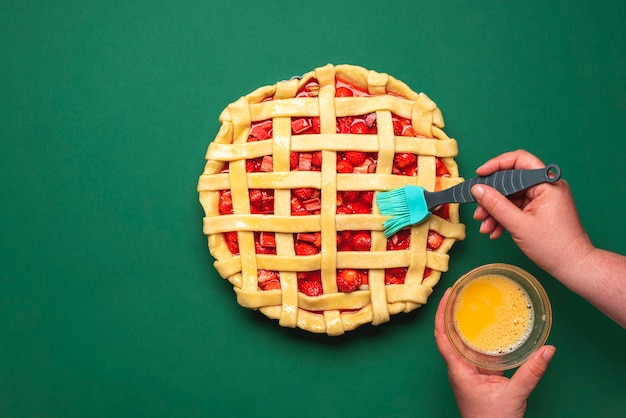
376 186 431 238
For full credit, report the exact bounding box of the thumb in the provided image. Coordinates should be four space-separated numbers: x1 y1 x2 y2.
471 184 525 231
510 345 556 398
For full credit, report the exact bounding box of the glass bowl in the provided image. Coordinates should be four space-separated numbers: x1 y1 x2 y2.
444 263 552 370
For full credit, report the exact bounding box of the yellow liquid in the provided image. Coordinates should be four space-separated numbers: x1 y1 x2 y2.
453 274 533 355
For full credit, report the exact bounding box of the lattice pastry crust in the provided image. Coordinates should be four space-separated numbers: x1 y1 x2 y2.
198 64 465 335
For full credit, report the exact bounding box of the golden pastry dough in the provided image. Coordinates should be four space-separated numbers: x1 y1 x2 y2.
198 64 465 335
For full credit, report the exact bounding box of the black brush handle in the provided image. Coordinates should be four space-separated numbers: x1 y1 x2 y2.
424 164 561 210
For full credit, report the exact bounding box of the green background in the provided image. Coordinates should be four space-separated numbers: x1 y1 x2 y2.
2 1 625 417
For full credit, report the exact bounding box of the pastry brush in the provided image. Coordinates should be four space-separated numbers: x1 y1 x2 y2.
376 164 561 238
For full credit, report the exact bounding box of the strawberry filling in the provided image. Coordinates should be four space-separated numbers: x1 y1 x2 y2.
258 269 280 291
249 189 274 214
383 229 443 284
337 230 371 252
248 119 273 141
218 77 452 296
336 269 364 293
297 271 323 296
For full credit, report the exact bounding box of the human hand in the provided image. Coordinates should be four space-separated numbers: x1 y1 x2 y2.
434 288 556 418
470 149 594 279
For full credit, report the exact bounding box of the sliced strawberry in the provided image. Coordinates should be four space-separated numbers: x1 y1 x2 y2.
311 117 321 134
337 240 353 251
258 269 280 290
392 119 404 136
223 231 239 254
337 269 362 292
249 190 274 214
298 279 323 296
436 157 450 177
293 188 314 200
336 116 353 133
338 230 352 245
218 190 233 215
359 269 369 286
258 269 279 283
345 202 371 214
340 190 360 203
336 86 353 97
260 190 274 213
404 125 416 136
297 270 321 282
351 231 371 251
295 242 319 256
423 267 432 279
387 230 410 250
260 278 281 291
290 152 299 170
386 267 407 276
392 115 411 132
311 151 322 167
385 272 406 285
350 120 370 134
337 79 369 96
249 189 264 208
394 153 417 169
246 157 262 172
344 151 367 166
427 230 444 250
361 191 374 205
336 160 354 173
336 204 351 215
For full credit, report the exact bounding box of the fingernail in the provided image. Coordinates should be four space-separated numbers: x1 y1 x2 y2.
472 184 484 199
543 346 556 361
